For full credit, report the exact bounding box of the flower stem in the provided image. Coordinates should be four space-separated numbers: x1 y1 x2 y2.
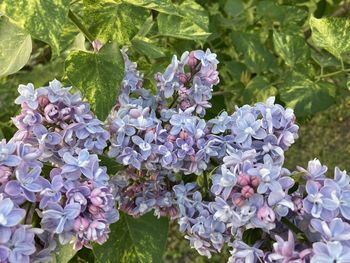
68 9 95 43
316 68 350 80
169 94 179 108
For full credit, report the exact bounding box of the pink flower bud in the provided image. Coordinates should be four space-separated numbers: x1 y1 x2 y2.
237 173 250 186
74 216 89 232
167 135 176 142
0 166 12 184
234 196 246 207
178 73 188 83
250 176 261 188
188 51 197 67
168 207 178 219
179 130 188 140
241 185 254 198
38 95 49 108
44 104 61 123
257 204 275 223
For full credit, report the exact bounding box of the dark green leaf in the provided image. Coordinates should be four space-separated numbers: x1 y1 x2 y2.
256 1 308 26
0 0 70 55
242 228 263 245
273 30 309 68
83 0 148 45
99 155 122 175
310 16 350 60
243 76 277 104
280 75 336 117
224 0 244 17
65 42 124 120
221 61 247 83
0 15 32 77
157 0 210 41
93 212 169 263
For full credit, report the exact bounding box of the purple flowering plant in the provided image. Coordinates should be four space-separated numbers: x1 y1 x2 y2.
108 49 350 263
1 47 350 263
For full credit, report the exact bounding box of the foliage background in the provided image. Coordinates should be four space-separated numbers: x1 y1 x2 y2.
1 0 350 262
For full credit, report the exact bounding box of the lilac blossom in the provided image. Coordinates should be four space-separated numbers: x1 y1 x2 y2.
297 159 327 181
5 164 44 202
228 240 264 263
41 202 81 234
311 241 350 263
311 218 350 242
232 112 267 147
14 83 40 109
0 198 25 228
62 150 96 178
0 141 21 167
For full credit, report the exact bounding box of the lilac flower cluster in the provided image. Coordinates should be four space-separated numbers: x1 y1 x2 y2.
13 79 109 165
0 81 118 262
109 49 350 263
108 49 220 217
174 97 299 259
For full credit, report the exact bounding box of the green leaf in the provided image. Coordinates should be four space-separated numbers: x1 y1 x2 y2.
311 49 341 69
243 76 277 104
0 128 4 140
0 0 70 55
131 36 166 59
52 243 77 263
0 15 32 77
65 42 124 120
273 30 310 68
99 155 122 174
157 0 210 41
231 32 276 73
242 229 263 246
310 16 350 60
256 1 308 26
93 212 169 263
280 75 336 117
224 0 244 17
221 61 247 83
123 0 179 15
83 1 148 45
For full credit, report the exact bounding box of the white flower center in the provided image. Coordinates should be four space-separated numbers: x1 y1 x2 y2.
244 127 255 135
0 148 9 161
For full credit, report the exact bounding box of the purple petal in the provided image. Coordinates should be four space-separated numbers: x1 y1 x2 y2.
6 208 25 226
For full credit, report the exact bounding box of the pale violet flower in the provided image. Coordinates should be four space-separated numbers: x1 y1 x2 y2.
15 83 40 109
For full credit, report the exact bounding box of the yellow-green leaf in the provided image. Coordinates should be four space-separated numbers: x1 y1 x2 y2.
273 30 310 68
280 74 336 117
123 0 179 15
157 0 210 41
0 0 70 55
65 42 124 120
131 36 166 59
310 16 350 60
0 15 32 77
83 0 148 45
